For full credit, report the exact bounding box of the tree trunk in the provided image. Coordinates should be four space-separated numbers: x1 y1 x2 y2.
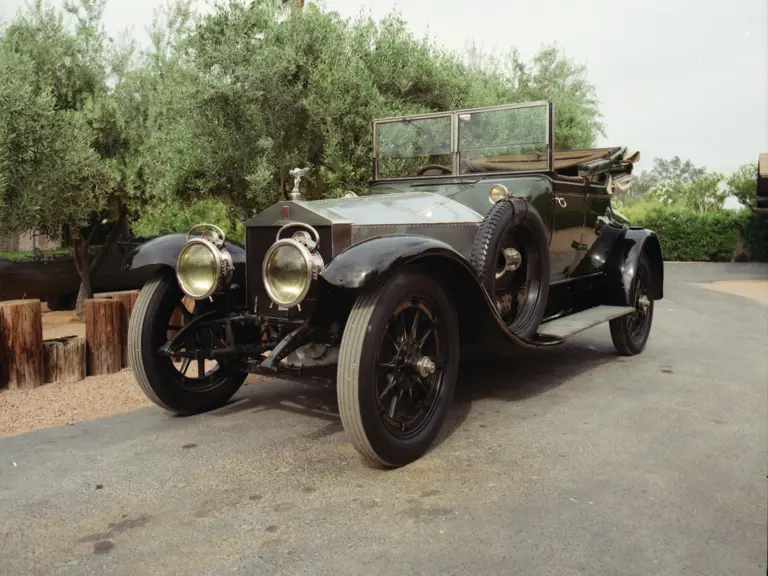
44 336 86 384
85 298 122 376
71 202 129 321
0 300 45 389
72 238 93 321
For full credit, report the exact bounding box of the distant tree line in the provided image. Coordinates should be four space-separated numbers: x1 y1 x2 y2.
617 157 764 262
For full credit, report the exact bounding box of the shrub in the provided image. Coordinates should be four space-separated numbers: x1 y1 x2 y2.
624 205 768 262
132 199 245 243
744 213 768 261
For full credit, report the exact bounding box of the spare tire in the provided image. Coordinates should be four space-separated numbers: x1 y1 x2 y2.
470 197 550 340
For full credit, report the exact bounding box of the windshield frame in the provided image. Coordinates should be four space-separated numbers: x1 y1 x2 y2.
372 101 553 182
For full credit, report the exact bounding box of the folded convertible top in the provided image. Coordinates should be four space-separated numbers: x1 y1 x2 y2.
466 146 640 176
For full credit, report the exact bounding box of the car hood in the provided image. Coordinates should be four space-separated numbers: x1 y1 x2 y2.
246 191 484 228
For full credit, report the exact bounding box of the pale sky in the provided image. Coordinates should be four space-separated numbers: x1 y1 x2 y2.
2 0 767 175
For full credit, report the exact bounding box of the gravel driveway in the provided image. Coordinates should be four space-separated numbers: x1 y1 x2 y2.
0 263 766 576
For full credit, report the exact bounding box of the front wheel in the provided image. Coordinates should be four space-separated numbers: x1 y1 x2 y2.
128 271 247 415
337 269 460 467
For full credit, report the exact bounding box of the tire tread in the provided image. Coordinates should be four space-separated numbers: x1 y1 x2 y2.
469 200 517 284
128 275 174 411
337 288 387 464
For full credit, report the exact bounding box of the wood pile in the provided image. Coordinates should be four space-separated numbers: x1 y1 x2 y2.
0 289 141 390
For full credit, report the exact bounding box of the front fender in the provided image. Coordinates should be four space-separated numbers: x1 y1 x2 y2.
320 235 562 355
124 233 247 286
320 234 471 290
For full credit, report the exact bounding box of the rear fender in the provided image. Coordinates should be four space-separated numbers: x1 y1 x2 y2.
603 228 664 305
124 233 247 286
319 235 562 356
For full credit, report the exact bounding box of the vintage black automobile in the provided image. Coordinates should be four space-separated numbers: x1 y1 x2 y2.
126 101 663 466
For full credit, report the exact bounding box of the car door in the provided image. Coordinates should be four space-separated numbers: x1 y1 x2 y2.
549 180 588 282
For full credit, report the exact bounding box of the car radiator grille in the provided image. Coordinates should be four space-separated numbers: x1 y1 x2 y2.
246 225 333 320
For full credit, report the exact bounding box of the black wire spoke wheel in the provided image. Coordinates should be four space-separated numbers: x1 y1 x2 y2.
166 298 224 390
375 298 444 438
628 273 651 339
609 253 655 356
337 269 460 467
128 272 246 415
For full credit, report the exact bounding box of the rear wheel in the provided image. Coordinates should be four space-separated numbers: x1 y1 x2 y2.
128 271 246 415
337 269 460 467
610 253 654 355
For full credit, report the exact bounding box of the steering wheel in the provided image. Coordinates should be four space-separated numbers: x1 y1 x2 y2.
416 164 452 176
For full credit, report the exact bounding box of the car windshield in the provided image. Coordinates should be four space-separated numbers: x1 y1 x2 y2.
375 115 453 179
374 102 551 179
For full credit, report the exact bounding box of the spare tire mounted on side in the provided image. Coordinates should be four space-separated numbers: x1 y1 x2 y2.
470 197 550 340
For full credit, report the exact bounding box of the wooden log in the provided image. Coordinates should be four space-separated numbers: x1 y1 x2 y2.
0 317 3 388
104 290 140 368
167 296 193 339
0 299 45 389
43 336 86 384
85 298 122 376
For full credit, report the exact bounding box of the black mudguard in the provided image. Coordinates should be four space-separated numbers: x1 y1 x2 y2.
319 235 562 356
124 233 247 286
602 228 664 305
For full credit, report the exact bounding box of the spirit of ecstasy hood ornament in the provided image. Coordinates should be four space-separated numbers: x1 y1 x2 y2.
288 166 311 201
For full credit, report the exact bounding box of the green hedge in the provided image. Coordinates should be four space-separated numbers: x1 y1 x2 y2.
627 207 768 262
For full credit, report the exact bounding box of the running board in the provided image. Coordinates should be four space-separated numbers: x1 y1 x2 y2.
536 305 634 339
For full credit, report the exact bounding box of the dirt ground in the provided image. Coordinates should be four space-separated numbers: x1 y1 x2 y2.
698 279 768 306
0 305 150 438
0 369 152 438
40 309 86 339
0 304 268 438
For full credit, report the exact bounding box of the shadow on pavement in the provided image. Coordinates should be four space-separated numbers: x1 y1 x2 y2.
433 343 618 449
205 341 619 453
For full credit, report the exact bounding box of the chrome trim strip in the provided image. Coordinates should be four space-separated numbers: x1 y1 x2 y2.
372 101 550 124
550 272 603 286
547 102 554 172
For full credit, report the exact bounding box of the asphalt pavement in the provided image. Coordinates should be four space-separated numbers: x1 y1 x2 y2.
1 263 766 576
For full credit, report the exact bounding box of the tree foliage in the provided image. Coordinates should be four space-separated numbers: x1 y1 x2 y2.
144 0 605 216
726 163 758 208
621 156 758 214
0 47 108 238
630 156 707 197
0 0 153 315
647 172 727 214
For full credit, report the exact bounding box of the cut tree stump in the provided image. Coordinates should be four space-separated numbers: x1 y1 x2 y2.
43 336 86 384
85 298 122 376
0 299 45 389
168 296 193 338
103 290 140 368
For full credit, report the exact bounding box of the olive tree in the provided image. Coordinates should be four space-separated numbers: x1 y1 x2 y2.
0 48 111 258
0 0 152 316
144 0 605 217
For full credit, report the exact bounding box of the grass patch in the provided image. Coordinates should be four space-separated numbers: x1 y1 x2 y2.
0 248 71 262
